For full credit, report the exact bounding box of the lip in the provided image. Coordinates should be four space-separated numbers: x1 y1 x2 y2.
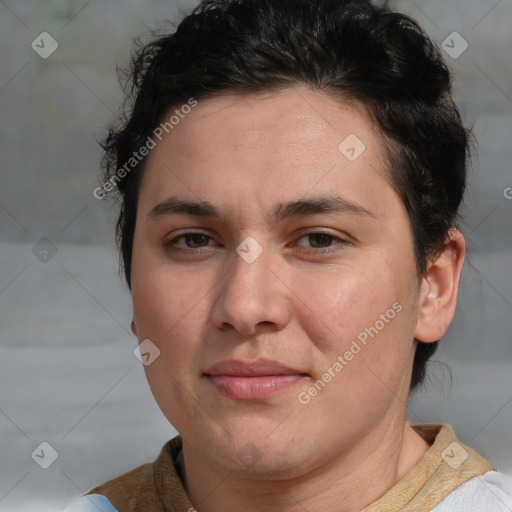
205 359 307 401
206 359 303 377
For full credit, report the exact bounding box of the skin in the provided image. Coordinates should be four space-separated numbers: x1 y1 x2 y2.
130 86 466 512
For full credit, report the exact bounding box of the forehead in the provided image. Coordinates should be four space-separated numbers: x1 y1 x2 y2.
138 87 397 222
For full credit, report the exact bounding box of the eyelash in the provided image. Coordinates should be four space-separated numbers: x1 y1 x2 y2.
163 230 348 254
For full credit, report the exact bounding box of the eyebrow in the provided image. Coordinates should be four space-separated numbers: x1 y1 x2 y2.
272 196 375 222
147 195 376 222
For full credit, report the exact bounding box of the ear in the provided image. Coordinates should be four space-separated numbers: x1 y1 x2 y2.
414 228 466 343
131 319 138 336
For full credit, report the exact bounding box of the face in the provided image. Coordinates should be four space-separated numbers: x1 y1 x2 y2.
131 87 424 478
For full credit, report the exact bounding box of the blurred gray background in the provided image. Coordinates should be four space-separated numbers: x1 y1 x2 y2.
0 1 511 510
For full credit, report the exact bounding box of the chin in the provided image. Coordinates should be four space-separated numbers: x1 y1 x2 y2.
201 427 310 478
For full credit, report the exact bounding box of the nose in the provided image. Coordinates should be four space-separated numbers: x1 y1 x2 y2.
210 245 292 336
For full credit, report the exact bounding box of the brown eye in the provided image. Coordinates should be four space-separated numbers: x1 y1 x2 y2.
181 233 211 248
164 232 215 250
307 233 337 248
296 232 342 249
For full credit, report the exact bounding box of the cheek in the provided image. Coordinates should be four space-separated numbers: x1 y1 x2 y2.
131 243 211 334
292 261 417 398
130 250 211 380
131 262 212 431
132 280 207 368
291 262 398 349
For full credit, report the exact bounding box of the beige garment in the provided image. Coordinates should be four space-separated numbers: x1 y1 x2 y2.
89 424 493 511
361 424 494 511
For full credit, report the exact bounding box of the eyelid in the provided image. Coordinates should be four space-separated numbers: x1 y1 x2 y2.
164 227 215 238
292 230 349 250
294 226 350 241
163 229 220 249
162 228 351 253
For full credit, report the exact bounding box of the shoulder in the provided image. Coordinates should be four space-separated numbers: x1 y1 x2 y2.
432 471 512 511
63 494 118 511
87 461 156 507
65 436 184 512
63 462 156 512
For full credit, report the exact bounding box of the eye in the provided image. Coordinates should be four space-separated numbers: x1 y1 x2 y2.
164 232 217 250
294 231 347 252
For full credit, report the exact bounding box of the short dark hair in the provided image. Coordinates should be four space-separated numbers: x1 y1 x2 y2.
101 0 469 390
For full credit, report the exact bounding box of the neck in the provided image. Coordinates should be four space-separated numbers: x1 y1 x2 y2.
178 421 430 512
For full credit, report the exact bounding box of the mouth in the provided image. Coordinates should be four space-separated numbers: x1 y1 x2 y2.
204 359 308 401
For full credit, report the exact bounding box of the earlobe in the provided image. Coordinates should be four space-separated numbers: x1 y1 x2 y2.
414 229 466 343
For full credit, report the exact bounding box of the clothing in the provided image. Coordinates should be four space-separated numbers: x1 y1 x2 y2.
66 424 512 511
431 471 512 511
64 494 117 512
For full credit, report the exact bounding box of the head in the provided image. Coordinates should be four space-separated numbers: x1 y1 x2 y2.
101 0 467 476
